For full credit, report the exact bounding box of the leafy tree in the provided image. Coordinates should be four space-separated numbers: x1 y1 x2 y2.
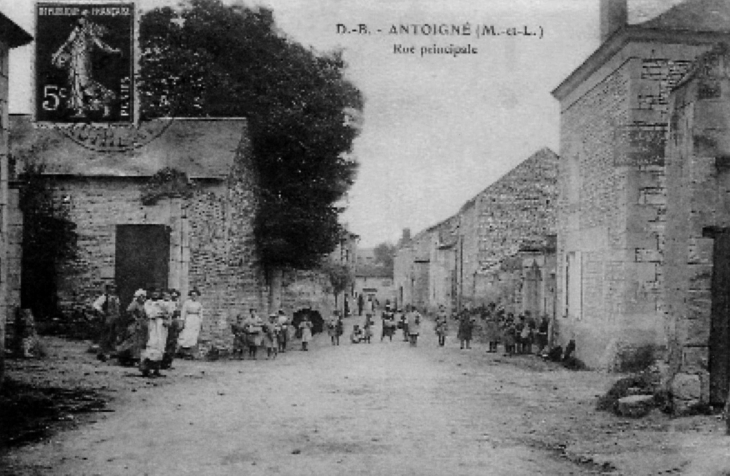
139 0 363 287
373 242 396 275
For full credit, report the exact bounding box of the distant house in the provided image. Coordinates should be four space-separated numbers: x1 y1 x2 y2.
353 248 394 307
394 147 558 315
10 115 333 350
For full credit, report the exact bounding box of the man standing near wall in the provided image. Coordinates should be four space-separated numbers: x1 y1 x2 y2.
277 309 290 353
92 284 121 362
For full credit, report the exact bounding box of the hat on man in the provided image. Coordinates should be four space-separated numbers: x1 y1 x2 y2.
134 289 146 298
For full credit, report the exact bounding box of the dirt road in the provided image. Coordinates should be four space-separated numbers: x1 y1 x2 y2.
3 318 729 476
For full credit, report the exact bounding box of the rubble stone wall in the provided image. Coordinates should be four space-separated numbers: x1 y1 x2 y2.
556 41 711 369
664 45 730 411
394 148 557 316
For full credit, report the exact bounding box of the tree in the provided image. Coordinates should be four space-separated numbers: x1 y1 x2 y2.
373 242 396 275
139 0 363 308
321 259 354 311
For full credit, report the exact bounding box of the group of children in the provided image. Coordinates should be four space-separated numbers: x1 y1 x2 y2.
231 309 314 360
483 307 550 357
432 304 551 357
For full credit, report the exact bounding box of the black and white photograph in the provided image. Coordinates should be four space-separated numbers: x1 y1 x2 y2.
1 0 730 475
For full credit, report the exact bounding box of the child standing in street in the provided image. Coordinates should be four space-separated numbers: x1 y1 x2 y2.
263 313 280 359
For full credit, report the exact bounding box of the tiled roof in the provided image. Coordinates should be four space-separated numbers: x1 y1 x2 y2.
640 0 730 32
0 12 33 48
9 115 247 179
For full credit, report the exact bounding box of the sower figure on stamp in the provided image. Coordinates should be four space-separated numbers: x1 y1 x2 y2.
52 12 121 118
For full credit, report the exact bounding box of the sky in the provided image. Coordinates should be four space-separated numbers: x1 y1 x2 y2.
1 0 600 248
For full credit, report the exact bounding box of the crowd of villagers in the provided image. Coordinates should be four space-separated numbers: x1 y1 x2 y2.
433 302 551 356
92 284 204 377
92 283 321 374
230 308 314 360
343 301 425 347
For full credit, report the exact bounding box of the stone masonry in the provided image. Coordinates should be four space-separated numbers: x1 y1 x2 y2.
0 13 31 383
552 0 730 370
394 148 557 316
664 44 730 411
10 116 334 351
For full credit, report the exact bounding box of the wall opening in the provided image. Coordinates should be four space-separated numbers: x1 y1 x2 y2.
709 230 730 405
115 225 170 308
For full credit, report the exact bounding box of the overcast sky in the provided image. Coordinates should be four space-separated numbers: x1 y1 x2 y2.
1 0 599 248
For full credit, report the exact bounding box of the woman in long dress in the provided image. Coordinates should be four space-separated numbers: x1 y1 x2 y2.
177 288 203 359
140 289 170 377
161 289 181 369
117 289 147 366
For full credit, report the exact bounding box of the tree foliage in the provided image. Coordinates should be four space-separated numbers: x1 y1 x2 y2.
372 242 396 274
139 0 363 271
321 259 354 296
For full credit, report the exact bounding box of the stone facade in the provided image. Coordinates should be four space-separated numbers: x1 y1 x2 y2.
552 0 730 370
10 116 333 351
663 45 730 411
0 13 31 383
394 148 558 318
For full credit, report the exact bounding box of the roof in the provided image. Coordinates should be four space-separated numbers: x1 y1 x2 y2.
0 12 33 48
553 0 730 102
641 0 730 32
395 147 558 252
9 116 247 179
355 265 392 279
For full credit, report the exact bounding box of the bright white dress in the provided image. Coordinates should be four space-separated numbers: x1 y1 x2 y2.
177 299 203 348
142 300 168 362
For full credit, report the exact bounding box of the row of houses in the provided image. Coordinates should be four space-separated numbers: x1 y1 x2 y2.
395 0 730 411
393 147 558 320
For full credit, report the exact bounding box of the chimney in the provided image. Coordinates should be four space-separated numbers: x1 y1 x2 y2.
600 0 627 43
402 228 411 243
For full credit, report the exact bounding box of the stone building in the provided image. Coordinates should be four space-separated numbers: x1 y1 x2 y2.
663 45 730 410
0 12 32 384
10 115 333 351
394 147 558 317
551 0 730 370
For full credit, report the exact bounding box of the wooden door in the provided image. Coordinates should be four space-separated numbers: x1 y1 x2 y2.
115 225 170 309
710 232 730 406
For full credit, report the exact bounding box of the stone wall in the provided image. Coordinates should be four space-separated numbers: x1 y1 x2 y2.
664 45 730 411
394 148 557 316
0 42 23 354
555 38 714 369
0 39 7 368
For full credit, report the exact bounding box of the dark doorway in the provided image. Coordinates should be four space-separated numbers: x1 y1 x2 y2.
709 231 730 406
292 309 324 335
115 225 170 309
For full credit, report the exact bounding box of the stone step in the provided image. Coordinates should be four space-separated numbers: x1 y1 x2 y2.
617 394 655 418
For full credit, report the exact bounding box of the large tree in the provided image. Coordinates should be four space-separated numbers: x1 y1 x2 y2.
139 0 363 304
372 242 396 275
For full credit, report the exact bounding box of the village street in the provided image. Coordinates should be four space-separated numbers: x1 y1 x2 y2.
2 317 730 476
